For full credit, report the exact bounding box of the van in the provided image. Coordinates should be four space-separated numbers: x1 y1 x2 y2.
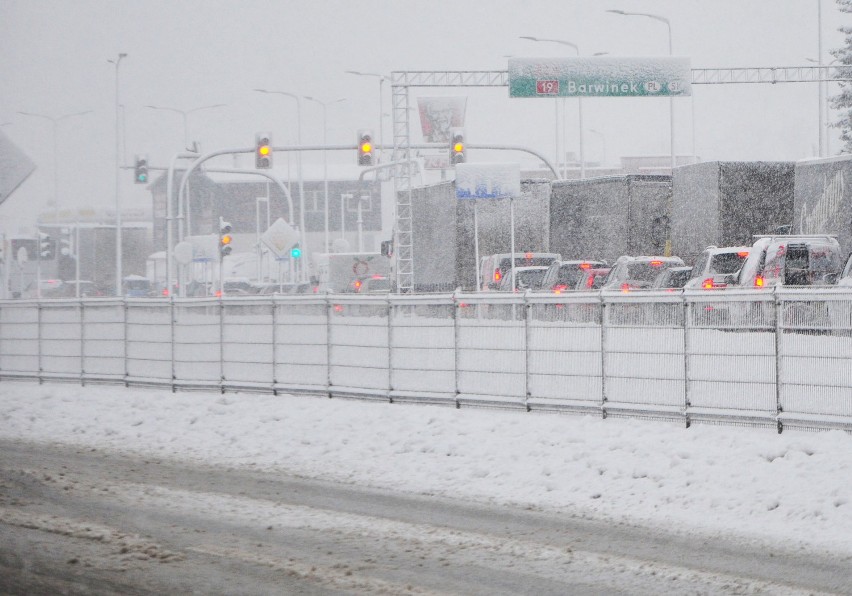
737 235 843 288
478 252 561 291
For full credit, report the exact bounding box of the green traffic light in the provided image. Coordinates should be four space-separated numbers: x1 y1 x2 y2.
137 174 147 183
290 246 302 258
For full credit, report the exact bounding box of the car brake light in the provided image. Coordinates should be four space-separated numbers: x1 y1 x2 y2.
702 278 714 289
524 252 533 259
650 260 663 267
579 262 591 270
755 275 764 287
621 282 631 292
737 251 749 257
333 304 343 312
553 284 567 294
494 269 502 282
162 288 169 296
586 276 595 289
215 290 222 297
354 280 362 291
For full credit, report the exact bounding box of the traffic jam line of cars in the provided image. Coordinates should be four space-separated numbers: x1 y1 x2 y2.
481 235 852 323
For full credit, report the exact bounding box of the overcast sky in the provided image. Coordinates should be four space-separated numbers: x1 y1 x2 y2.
1 0 848 236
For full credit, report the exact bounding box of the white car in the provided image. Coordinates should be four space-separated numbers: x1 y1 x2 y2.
497 266 550 292
683 245 751 290
828 254 852 335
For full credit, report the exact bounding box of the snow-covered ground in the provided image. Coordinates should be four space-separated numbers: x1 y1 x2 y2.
1 380 850 557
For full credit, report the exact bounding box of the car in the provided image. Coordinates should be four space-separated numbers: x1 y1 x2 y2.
736 235 843 289
683 246 751 290
732 235 844 329
828 253 852 334
479 252 561 291
122 275 154 297
573 267 612 291
496 266 550 292
41 280 104 298
538 259 608 293
651 266 693 290
601 255 687 291
349 274 391 294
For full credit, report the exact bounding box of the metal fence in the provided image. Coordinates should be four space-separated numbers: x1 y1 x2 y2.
1 287 850 433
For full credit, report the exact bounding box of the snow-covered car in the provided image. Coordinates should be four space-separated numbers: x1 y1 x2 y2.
683 246 751 290
538 259 608 293
601 255 686 292
651 266 693 290
479 252 560 291
731 235 844 329
497 266 549 292
573 267 612 291
828 253 852 335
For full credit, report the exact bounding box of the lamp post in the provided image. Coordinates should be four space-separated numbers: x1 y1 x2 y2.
17 109 93 220
108 52 127 296
304 96 347 253
519 36 587 179
345 71 387 162
607 9 676 171
144 103 226 150
254 88 307 280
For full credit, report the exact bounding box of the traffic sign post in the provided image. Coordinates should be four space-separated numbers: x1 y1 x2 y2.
508 56 692 98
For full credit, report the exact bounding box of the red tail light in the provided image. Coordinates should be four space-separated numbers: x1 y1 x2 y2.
586 276 595 289
333 304 343 312
553 284 568 294
579 262 591 270
737 251 749 257
494 269 502 282
621 282 631 293
649 260 664 267
215 290 222 297
702 278 714 289
353 280 362 291
755 275 764 287
162 288 169 296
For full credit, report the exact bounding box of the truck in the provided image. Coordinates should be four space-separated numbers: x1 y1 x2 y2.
312 252 389 293
793 155 852 259
671 161 795 265
550 175 671 263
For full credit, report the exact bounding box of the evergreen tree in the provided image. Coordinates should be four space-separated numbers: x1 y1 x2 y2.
830 0 852 153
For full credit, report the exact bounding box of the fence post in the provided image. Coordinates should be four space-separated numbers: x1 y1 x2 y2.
599 293 607 418
219 297 225 394
170 297 176 393
123 300 129 387
79 300 85 386
326 294 333 398
774 290 783 434
37 302 43 384
453 290 460 409
387 294 394 403
271 298 278 395
683 295 691 428
523 291 531 411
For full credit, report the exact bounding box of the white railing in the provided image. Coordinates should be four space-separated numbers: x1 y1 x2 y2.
1 288 850 433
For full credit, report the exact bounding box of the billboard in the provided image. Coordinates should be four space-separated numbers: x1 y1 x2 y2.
417 96 467 143
508 56 692 98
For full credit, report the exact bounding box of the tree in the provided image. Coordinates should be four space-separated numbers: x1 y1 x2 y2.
830 0 852 153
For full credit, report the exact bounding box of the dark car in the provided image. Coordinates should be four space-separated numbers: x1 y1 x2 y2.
539 259 608 293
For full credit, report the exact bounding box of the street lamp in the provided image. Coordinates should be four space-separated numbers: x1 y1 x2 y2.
345 71 387 162
144 103 226 150
17 109 93 219
108 52 127 296
607 9 676 171
254 88 307 280
304 95 347 253
519 36 588 179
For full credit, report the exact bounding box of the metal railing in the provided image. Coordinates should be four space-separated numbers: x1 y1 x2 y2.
1 288 850 433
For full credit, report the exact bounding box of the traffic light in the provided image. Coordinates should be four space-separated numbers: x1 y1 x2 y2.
450 128 465 165
255 132 272 169
134 154 149 184
219 217 233 258
290 244 302 259
38 232 55 260
357 129 373 166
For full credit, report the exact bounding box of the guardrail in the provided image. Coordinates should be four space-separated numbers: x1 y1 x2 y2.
1 288 850 433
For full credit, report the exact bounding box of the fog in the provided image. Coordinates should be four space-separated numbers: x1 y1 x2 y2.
0 0 847 236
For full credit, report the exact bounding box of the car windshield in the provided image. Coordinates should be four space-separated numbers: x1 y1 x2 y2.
626 262 675 283
710 252 748 274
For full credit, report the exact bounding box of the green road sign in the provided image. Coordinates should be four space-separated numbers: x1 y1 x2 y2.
508 56 692 98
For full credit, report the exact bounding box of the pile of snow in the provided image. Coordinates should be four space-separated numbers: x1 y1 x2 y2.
1 381 850 555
